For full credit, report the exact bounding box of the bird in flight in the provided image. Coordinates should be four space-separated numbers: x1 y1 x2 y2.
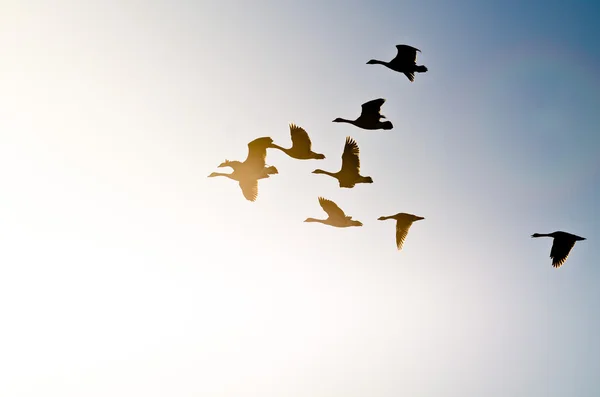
531 231 586 268
270 123 325 160
304 197 363 228
208 137 278 202
367 44 428 82
378 212 425 251
333 98 393 130
312 136 373 188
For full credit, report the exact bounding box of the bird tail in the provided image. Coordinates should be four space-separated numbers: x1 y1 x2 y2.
416 65 428 73
265 166 278 175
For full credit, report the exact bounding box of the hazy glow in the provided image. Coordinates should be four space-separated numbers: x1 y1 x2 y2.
1 1 600 397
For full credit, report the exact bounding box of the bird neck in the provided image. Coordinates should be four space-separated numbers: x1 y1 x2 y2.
270 144 292 155
336 118 356 125
208 172 236 180
368 59 388 66
313 169 336 177
531 233 551 238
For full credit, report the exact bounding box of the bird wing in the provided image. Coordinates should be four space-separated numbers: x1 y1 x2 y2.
340 136 361 174
245 137 273 170
360 98 386 119
395 222 413 251
239 179 258 202
550 238 576 268
391 44 421 64
289 123 312 152
318 197 346 219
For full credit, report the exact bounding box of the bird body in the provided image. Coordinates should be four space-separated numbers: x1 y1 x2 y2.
270 123 325 160
312 136 373 188
218 160 278 180
531 231 586 268
378 213 424 250
304 197 362 228
333 98 393 130
367 44 428 82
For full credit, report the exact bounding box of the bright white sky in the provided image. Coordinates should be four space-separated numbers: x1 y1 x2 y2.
1 1 599 396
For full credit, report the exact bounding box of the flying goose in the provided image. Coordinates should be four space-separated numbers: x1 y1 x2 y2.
378 213 425 251
367 44 428 82
270 123 325 160
333 98 393 130
312 136 373 188
304 197 363 228
531 231 586 268
208 137 278 202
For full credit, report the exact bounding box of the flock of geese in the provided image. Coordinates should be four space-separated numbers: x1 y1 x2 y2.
209 44 587 268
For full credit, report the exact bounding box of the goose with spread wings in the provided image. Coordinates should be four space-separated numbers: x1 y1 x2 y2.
304 197 363 228
312 137 373 188
367 44 428 82
333 98 393 130
208 137 278 202
531 231 586 268
270 123 325 160
378 213 425 251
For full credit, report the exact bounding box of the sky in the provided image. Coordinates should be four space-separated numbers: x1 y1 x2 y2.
1 1 600 396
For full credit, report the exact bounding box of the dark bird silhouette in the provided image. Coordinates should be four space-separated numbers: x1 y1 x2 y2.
304 197 363 228
208 137 278 202
270 123 325 160
333 98 393 130
312 136 373 188
378 213 425 250
531 231 586 268
367 44 428 82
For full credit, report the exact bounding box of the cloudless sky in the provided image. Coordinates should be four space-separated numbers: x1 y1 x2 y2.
1 1 600 396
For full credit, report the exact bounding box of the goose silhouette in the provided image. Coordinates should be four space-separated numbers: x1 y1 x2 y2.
367 44 428 82
378 213 425 250
531 231 586 268
312 137 373 188
333 98 393 130
270 123 325 160
304 197 363 228
208 137 278 202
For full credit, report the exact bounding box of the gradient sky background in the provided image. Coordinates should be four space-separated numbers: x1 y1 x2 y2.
2 1 600 396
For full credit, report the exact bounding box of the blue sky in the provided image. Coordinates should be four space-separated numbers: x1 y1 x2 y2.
1 1 599 396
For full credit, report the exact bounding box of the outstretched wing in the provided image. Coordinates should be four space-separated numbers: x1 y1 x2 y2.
550 239 576 268
245 136 273 170
360 98 386 119
340 136 361 174
395 219 415 250
318 197 347 219
289 123 312 152
391 44 421 65
239 179 258 202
